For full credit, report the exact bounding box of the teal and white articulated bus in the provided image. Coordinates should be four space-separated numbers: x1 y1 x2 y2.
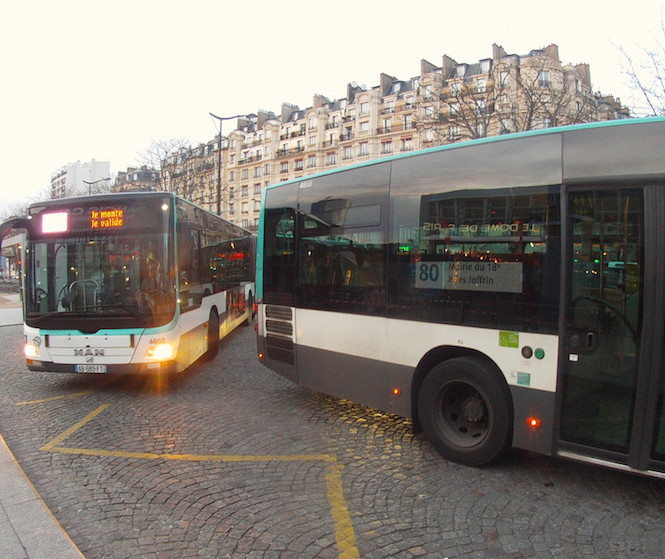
256 117 665 478
1 191 254 375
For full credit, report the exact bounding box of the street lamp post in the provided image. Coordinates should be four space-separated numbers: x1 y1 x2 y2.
209 112 249 216
82 177 111 195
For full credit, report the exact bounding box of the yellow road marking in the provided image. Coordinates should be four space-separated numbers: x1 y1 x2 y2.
40 404 110 451
40 405 361 558
49 447 337 463
49 447 163 460
17 391 94 406
326 464 360 559
164 452 337 463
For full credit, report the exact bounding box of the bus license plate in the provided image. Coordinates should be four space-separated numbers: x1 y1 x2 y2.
75 364 107 373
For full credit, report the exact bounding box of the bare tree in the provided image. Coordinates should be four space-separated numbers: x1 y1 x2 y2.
0 187 51 220
136 138 191 193
138 138 221 209
416 50 597 144
440 81 495 140
495 61 596 132
618 20 665 116
137 138 190 170
415 75 493 144
160 146 201 200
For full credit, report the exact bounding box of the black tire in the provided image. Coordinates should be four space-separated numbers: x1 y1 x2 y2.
418 356 513 466
241 293 254 327
205 310 220 360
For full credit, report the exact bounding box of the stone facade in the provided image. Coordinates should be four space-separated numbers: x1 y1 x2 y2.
163 43 629 230
113 166 160 193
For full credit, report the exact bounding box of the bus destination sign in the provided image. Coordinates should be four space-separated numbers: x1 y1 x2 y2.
34 201 163 236
90 209 124 229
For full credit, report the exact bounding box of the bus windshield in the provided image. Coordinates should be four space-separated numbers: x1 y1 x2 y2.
24 198 176 330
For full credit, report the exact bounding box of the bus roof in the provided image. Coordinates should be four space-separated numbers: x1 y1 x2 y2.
26 190 176 210
264 116 665 192
25 191 254 237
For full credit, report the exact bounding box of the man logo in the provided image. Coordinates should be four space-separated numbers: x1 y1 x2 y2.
74 348 105 357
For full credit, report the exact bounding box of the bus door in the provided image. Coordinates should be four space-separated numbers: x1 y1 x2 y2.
560 186 665 473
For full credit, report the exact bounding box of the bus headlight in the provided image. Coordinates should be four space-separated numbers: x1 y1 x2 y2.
24 343 39 358
147 343 174 360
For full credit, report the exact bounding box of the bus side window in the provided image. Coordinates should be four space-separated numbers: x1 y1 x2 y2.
390 186 561 333
178 225 202 311
263 208 297 305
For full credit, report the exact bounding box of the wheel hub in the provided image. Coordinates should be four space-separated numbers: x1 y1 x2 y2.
461 394 486 423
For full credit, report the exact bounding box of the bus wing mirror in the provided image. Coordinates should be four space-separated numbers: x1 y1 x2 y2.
0 217 30 241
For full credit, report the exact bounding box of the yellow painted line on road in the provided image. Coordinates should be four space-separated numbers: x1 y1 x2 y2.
40 404 361 559
17 391 94 406
40 404 110 451
48 446 163 459
326 464 360 559
166 452 338 463
48 446 337 464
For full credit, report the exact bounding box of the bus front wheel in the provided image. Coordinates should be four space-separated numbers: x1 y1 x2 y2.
205 311 220 360
241 293 254 327
418 356 512 467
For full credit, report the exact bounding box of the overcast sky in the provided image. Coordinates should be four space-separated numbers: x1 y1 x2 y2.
1 0 663 212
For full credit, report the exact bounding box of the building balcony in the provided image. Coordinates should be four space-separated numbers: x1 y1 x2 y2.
375 122 414 134
395 103 416 113
280 130 306 140
275 146 305 158
238 154 263 164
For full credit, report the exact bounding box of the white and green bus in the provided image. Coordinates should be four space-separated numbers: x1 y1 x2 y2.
1 192 254 375
256 117 665 477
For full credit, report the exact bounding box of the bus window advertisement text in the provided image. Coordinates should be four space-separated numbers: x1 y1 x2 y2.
415 261 523 293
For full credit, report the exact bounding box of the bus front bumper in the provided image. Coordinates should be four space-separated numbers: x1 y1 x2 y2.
25 359 178 375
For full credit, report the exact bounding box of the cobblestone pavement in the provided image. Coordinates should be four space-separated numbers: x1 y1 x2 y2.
1 323 664 559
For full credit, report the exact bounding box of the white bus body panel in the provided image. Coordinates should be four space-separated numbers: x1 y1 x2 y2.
294 308 559 393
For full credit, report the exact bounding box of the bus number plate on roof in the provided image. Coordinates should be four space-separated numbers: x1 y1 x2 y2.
75 364 107 373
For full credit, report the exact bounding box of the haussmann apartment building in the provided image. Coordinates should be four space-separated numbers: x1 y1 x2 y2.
135 43 628 232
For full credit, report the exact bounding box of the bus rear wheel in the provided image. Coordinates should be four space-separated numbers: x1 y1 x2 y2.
418 356 512 467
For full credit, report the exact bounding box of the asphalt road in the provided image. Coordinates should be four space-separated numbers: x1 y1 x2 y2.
1 322 664 559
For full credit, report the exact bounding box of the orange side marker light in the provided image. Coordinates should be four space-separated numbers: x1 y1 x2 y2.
527 417 542 429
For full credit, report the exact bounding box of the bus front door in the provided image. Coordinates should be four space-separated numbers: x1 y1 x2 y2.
560 186 665 474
